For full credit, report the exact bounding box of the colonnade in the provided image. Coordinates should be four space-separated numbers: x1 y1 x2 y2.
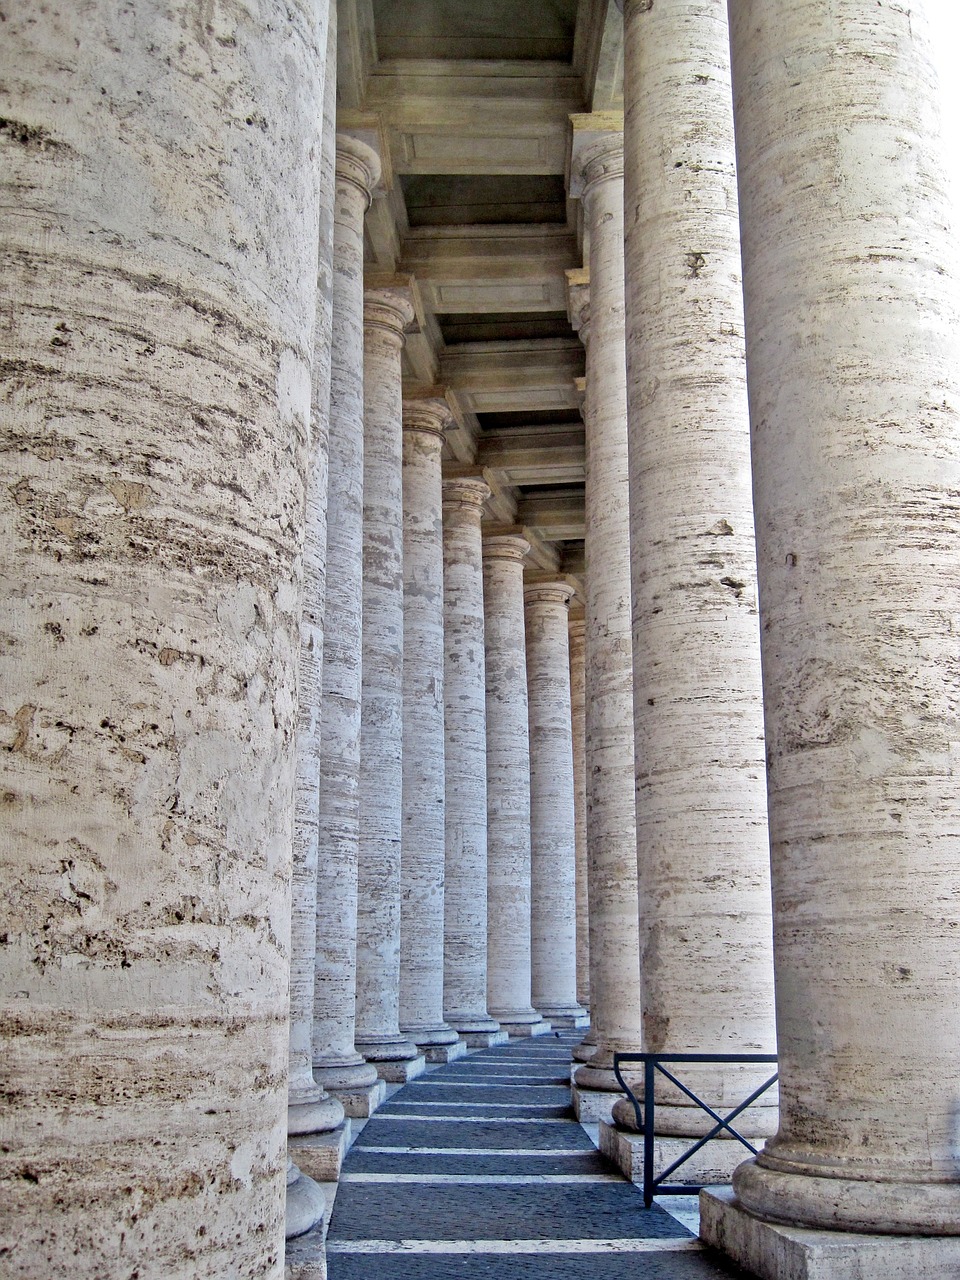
3 1 960 1277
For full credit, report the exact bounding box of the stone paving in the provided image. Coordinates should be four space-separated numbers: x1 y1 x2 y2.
326 1031 750 1278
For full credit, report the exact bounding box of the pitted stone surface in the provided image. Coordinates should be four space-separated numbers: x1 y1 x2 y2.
0 1 328 1274
313 135 382 1097
355 284 420 1072
569 125 643 1091
568 617 590 1011
442 477 501 1036
622 0 776 1137
482 536 544 1033
727 0 960 1237
400 400 460 1049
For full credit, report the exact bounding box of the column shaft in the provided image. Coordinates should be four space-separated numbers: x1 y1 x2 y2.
570 130 643 1096
312 137 380 1102
0 2 327 1272
354 285 422 1076
569 617 590 1010
620 0 776 1137
525 583 587 1027
286 1 344 1231
483 536 548 1036
726 0 960 1236
442 478 503 1040
399 401 460 1053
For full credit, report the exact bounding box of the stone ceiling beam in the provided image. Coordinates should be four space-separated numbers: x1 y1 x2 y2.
478 424 586 487
441 340 584 415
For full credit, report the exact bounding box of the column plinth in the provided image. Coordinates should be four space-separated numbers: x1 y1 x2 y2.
483 535 549 1037
312 135 381 1101
399 400 461 1051
354 285 424 1080
525 581 588 1029
442 477 503 1038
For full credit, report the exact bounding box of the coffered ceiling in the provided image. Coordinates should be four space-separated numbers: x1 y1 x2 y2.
340 0 624 578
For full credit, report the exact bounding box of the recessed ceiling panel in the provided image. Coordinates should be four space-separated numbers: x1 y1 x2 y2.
438 311 573 344
401 174 567 226
372 0 578 61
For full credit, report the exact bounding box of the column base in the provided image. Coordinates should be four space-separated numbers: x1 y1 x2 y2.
460 1029 510 1048
288 1094 346 1137
285 1161 327 1240
423 1039 468 1064
312 1056 379 1093
355 1033 421 1064
497 1014 552 1037
374 1054 427 1083
289 1120 353 1184
284 1218 328 1280
700 1187 960 1280
571 1033 597 1063
599 1120 763 1187
327 1077 387 1119
572 1082 622 1123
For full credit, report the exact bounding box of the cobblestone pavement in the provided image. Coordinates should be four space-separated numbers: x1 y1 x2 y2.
326 1030 750 1278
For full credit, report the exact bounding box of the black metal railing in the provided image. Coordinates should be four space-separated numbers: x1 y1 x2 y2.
612 1051 778 1208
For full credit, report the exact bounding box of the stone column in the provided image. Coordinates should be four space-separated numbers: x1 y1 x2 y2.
568 615 590 1012
483 535 549 1037
612 0 776 1149
700 2 960 1266
0 2 327 1274
568 124 643 1115
312 135 384 1118
525 581 588 1028
287 0 347 1221
354 283 426 1084
399 397 464 1062
442 476 506 1047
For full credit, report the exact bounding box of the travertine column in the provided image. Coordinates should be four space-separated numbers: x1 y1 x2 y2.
568 126 643 1102
483 535 549 1037
442 477 505 1045
287 0 345 1228
399 398 462 1059
614 0 776 1140
354 284 424 1082
312 136 381 1112
0 2 327 1274
718 0 960 1242
525 581 587 1028
569 616 590 1011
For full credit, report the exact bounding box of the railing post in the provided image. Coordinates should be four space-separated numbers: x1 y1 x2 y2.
643 1057 656 1208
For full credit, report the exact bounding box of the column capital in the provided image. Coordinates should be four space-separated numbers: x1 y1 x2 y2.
482 532 530 565
442 475 490 512
402 396 451 440
565 267 591 341
364 279 416 339
335 134 381 208
568 113 624 199
568 616 586 643
524 579 574 609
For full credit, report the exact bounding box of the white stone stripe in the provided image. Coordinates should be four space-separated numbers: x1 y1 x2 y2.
373 1114 572 1123
404 1079 566 1087
341 1173 621 1184
358 1146 595 1156
385 1101 557 1110
327 1239 702 1255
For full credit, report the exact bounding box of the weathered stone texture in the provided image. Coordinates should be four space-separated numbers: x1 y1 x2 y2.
525 582 585 1026
399 400 459 1048
312 136 380 1095
569 130 643 1094
728 0 960 1236
622 0 776 1135
482 535 544 1034
354 285 421 1069
442 477 501 1035
0 0 328 1274
568 617 590 1011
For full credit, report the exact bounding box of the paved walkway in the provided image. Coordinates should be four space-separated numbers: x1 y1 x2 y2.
326 1030 749 1278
